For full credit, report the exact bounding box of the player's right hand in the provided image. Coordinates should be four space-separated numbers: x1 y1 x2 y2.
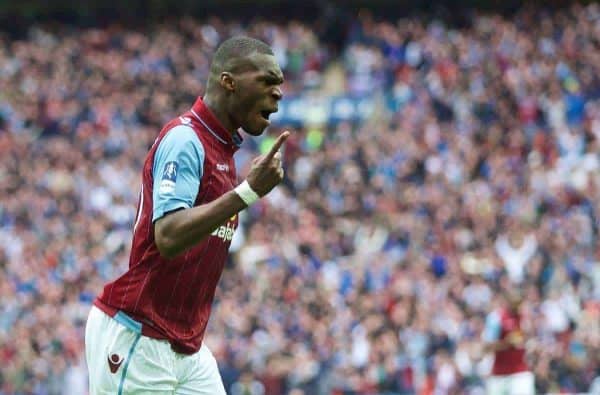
246 131 290 196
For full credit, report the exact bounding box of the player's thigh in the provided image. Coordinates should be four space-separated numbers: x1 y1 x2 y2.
486 375 507 395
508 371 535 395
85 306 177 394
174 344 227 395
86 306 124 393
122 336 179 393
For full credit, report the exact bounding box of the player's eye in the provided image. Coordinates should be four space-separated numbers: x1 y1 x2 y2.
261 75 282 86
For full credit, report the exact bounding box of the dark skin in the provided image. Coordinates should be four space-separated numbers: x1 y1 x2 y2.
154 52 287 259
204 53 284 136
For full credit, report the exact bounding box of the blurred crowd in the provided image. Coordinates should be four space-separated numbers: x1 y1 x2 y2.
1 3 600 395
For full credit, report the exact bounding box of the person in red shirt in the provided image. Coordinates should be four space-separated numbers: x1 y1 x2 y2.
482 289 535 395
85 36 287 394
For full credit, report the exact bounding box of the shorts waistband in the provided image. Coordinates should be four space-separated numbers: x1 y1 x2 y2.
113 310 143 334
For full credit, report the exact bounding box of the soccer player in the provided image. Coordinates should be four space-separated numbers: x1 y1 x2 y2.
85 36 287 394
482 290 535 395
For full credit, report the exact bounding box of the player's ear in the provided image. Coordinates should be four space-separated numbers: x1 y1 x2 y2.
220 72 235 92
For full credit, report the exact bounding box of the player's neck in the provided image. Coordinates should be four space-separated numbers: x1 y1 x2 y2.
202 94 238 136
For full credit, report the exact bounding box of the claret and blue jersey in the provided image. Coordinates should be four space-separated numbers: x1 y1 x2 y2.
94 97 242 355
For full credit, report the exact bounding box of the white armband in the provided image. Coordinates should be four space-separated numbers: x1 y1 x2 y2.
234 180 260 206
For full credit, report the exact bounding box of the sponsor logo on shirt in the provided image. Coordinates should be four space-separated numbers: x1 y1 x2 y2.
211 214 237 241
159 161 178 195
216 163 229 172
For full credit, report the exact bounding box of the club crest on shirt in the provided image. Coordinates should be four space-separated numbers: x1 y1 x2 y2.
159 161 178 195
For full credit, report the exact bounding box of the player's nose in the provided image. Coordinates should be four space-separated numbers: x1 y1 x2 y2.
271 87 282 101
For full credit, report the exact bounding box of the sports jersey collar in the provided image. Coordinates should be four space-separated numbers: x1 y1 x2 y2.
190 97 243 150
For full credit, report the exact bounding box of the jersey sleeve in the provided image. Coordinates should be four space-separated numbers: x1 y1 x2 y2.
482 311 501 343
152 125 205 222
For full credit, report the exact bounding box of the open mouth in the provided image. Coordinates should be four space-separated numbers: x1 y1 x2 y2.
261 109 278 120
260 107 278 121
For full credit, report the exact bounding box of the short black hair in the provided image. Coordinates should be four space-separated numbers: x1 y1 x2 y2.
210 36 274 75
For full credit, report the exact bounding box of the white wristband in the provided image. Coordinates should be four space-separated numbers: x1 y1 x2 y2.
234 180 260 206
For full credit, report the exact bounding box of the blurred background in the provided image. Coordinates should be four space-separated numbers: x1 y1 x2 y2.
1 0 599 394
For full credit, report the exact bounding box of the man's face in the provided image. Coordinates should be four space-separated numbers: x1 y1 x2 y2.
228 53 284 136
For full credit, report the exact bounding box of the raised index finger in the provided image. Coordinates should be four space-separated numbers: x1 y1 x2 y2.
263 131 290 162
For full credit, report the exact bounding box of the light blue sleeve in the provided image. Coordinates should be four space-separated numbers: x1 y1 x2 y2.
152 125 205 222
482 311 501 342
